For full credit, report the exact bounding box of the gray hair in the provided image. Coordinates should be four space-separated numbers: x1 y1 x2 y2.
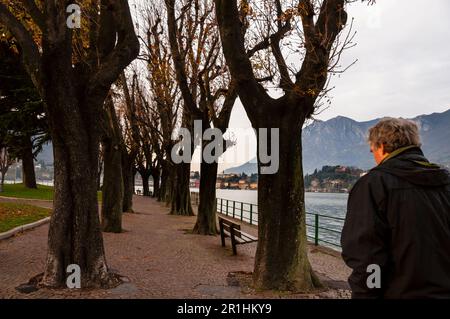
368 117 422 153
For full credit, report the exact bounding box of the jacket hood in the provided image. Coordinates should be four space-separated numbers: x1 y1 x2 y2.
373 147 450 187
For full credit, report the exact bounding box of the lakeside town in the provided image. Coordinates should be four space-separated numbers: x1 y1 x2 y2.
5 162 366 194
188 165 367 193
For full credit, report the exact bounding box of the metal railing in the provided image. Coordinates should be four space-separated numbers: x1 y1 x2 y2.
190 192 344 250
216 197 344 249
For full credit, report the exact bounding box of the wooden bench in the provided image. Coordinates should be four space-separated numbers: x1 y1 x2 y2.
218 216 258 255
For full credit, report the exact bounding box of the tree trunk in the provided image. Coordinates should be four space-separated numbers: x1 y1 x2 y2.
122 152 135 213
101 143 123 232
170 162 193 216
161 162 174 205
39 48 121 289
101 101 124 233
0 172 5 192
159 163 169 202
152 170 160 199
21 135 37 189
193 161 218 234
41 139 115 288
252 116 321 292
159 170 167 202
41 118 115 288
0 0 139 290
141 171 151 197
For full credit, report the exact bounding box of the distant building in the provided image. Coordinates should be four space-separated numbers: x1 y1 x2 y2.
238 180 248 190
229 182 239 189
311 179 320 188
335 166 347 173
189 179 200 188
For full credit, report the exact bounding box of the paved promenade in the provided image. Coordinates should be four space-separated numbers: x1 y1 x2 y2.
0 196 351 298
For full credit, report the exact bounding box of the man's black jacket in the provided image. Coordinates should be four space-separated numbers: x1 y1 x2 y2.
341 146 450 298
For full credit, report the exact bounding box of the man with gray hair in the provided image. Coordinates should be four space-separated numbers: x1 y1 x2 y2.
341 117 450 298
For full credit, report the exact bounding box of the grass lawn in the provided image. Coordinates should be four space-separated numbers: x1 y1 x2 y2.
0 183 102 201
0 202 51 233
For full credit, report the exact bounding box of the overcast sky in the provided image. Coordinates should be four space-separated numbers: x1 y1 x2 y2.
135 1 450 170
229 0 450 124
205 0 450 171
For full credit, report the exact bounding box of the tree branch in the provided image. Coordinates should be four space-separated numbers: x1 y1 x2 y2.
214 0 271 122
294 0 347 116
165 0 200 118
0 2 41 92
270 0 294 91
214 81 238 132
88 0 140 101
19 0 45 31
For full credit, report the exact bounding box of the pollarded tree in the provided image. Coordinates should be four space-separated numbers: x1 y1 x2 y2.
0 0 139 287
100 93 125 233
119 71 141 213
215 0 358 290
139 6 182 208
133 78 161 198
165 0 238 226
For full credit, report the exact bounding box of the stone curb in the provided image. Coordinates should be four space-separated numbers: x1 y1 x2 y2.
0 217 51 241
0 195 53 202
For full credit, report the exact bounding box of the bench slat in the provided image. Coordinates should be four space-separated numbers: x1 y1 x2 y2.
234 229 258 242
218 215 258 254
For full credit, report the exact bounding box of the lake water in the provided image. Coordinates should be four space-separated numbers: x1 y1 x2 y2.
193 189 348 250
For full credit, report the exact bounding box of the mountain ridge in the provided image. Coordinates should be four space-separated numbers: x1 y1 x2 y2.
224 108 450 174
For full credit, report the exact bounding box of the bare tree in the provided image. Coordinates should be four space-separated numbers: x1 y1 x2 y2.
0 0 139 287
119 71 142 213
100 93 125 233
215 0 357 290
139 4 185 213
165 0 238 228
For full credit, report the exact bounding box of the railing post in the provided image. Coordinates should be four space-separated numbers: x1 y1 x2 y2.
240 202 243 222
314 214 319 246
232 201 236 219
226 199 229 216
249 204 253 225
220 198 223 213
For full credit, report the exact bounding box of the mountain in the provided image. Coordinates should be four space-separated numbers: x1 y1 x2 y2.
224 109 450 174
222 158 257 175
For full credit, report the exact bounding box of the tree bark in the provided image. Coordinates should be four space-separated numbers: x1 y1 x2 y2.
152 170 160 199
42 134 116 288
122 152 135 213
214 0 347 291
101 98 124 233
37 41 116 287
21 135 37 189
170 162 194 216
159 163 170 202
140 171 151 197
0 0 139 289
0 172 5 192
193 160 218 235
252 113 321 291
